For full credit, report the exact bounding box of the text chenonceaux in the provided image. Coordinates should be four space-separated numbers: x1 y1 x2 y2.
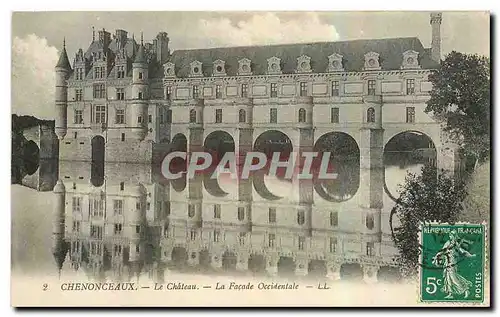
161 151 339 180
60 282 300 291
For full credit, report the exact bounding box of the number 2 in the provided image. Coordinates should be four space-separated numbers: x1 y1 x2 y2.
42 283 48 291
425 277 441 294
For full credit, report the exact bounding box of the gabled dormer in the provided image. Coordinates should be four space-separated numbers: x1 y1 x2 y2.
238 58 252 75
364 51 381 71
327 53 344 72
401 50 421 69
296 55 311 73
267 56 282 75
114 48 128 79
190 60 203 77
212 59 226 76
73 48 89 80
163 62 176 78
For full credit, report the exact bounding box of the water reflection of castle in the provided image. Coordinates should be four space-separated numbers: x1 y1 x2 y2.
52 161 405 284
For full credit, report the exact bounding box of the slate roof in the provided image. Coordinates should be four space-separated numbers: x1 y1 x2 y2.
56 47 72 70
168 37 438 78
134 45 147 63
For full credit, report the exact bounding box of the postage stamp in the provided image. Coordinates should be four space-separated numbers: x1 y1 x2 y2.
419 223 486 303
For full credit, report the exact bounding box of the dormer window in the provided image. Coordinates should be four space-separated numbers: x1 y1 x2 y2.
212 60 226 76
163 62 176 77
401 50 421 69
238 58 252 75
190 60 203 77
267 56 282 75
327 53 344 72
116 65 125 79
296 55 311 73
364 52 381 71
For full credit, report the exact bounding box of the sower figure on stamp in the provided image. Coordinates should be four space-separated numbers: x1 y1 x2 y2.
432 230 476 299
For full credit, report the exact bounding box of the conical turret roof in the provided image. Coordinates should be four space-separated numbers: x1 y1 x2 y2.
56 39 72 70
134 44 147 64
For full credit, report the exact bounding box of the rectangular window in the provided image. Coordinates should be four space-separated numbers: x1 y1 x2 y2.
238 232 246 245
117 65 125 79
366 242 375 256
215 109 222 123
94 105 106 124
138 72 143 80
74 110 83 124
75 68 84 80
190 230 197 241
241 84 248 97
74 132 78 139
72 221 81 232
137 116 142 124
330 212 338 227
330 237 337 253
406 79 416 95
166 110 172 123
237 207 245 221
136 202 141 210
116 88 125 100
192 85 199 99
94 67 101 79
297 211 305 225
166 86 172 100
115 109 125 124
331 107 339 123
406 107 416 123
113 200 123 215
72 197 81 213
138 92 143 100
120 182 124 191
135 225 141 234
270 108 277 124
114 223 123 235
268 207 276 223
90 199 104 218
368 80 376 95
90 225 103 239
213 204 221 219
148 115 152 123
216 85 222 99
213 230 220 242
268 234 275 248
270 83 278 98
332 81 340 96
298 236 305 250
75 89 83 101
93 84 106 99
300 82 307 96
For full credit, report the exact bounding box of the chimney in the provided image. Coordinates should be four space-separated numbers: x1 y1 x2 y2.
430 12 442 62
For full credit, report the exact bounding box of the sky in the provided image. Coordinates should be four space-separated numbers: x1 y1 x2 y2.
11 11 490 119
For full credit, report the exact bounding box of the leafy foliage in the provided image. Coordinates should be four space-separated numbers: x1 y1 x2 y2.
426 51 490 166
391 164 467 276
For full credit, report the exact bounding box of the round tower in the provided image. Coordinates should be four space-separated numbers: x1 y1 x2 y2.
129 35 149 140
55 39 72 140
52 180 67 276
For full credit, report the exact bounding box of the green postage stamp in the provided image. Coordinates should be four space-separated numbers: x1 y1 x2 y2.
419 223 486 303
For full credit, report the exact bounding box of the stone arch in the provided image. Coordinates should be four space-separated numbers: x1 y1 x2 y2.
383 130 437 201
91 135 105 187
248 254 266 275
277 256 296 277
313 132 360 202
23 140 40 176
170 133 187 192
252 130 293 201
199 249 211 270
203 130 235 197
308 259 327 277
340 263 363 280
221 251 238 271
171 247 188 267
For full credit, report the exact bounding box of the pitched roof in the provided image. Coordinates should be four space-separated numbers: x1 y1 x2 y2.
134 45 147 63
168 37 438 78
56 47 72 70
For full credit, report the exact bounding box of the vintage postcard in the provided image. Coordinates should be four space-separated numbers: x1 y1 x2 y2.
11 11 490 307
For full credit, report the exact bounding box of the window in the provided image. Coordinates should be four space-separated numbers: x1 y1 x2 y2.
137 116 142 124
74 132 78 139
268 234 275 247
90 199 104 218
366 107 375 123
75 68 84 80
94 105 106 124
365 214 374 230
238 232 246 245
237 207 245 221
136 201 141 210
270 83 278 98
298 236 305 250
189 109 196 123
135 225 141 234
114 223 123 235
332 81 340 96
135 245 140 253
367 80 376 95
120 182 124 191
330 212 338 227
329 237 337 253
215 109 222 123
148 115 152 123
214 204 221 219
270 108 277 124
298 108 306 123
166 86 172 100
117 65 125 78
238 109 246 123
188 204 195 218
297 211 305 225
115 109 125 124
113 245 122 256
166 110 172 123
93 84 105 99
366 242 375 256
331 107 339 123
159 111 164 124
75 89 83 101
90 225 103 239
147 202 151 210
300 82 307 96
268 207 276 223
241 84 248 97
138 72 143 80
138 92 143 100
72 221 81 232
94 66 105 79
215 85 222 99
213 230 220 242
192 85 199 99
406 79 416 95
190 230 197 241
74 110 83 124
113 200 123 215
406 107 416 123
116 88 125 100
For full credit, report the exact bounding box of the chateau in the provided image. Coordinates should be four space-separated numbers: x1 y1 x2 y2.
51 12 461 282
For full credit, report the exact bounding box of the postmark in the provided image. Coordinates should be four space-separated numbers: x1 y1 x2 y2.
419 223 486 303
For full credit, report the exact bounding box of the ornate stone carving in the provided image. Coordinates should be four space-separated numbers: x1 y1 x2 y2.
238 58 252 75
401 50 421 69
267 56 282 75
364 51 381 71
327 53 344 72
163 62 176 77
296 54 312 73
189 60 203 77
212 59 226 76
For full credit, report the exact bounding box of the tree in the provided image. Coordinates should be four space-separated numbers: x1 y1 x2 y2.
390 164 467 277
426 51 490 170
